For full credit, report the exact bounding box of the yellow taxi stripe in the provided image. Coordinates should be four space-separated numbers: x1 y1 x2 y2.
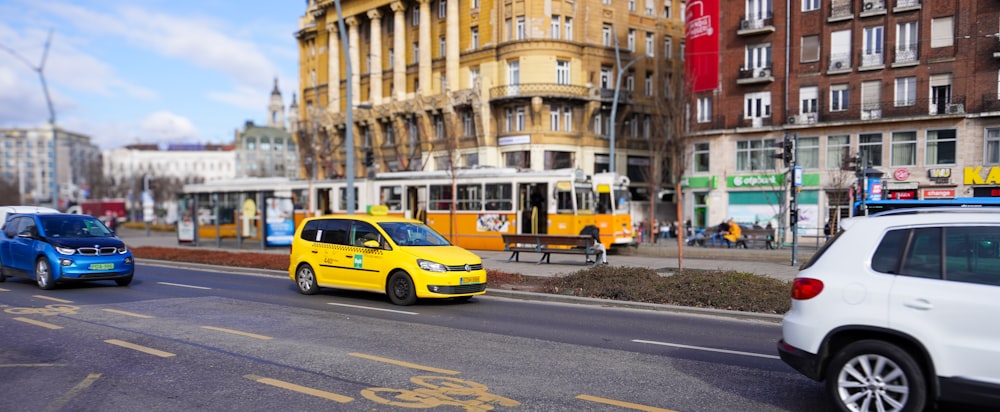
349 352 460 375
201 326 273 340
33 295 73 303
102 309 154 318
244 374 353 403
104 339 176 358
13 317 62 329
576 394 677 412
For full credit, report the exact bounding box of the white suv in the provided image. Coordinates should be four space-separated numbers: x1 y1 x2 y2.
778 208 1000 412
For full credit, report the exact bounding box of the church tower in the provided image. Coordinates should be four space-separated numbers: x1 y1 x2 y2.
267 77 284 129
287 93 299 134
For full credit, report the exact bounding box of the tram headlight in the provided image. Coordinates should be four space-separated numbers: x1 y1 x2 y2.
417 259 447 272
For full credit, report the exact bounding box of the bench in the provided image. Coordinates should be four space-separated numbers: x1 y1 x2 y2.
740 228 776 249
501 234 598 266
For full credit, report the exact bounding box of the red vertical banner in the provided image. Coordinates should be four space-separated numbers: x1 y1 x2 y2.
685 0 720 93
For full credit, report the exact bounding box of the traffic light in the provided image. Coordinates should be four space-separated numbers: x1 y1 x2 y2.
364 149 374 167
773 135 794 164
789 208 799 226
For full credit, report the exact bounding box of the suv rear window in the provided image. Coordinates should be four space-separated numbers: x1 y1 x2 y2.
871 225 1000 286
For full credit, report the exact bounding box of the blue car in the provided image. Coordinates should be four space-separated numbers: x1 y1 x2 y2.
0 213 134 289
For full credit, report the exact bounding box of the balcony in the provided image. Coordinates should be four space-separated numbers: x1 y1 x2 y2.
861 103 882 120
737 15 775 36
488 83 591 102
894 0 920 12
893 44 919 66
736 66 775 85
859 51 885 70
828 1 853 22
595 88 633 104
859 0 887 16
788 113 819 125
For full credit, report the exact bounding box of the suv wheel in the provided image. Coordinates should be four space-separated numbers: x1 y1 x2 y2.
825 339 926 412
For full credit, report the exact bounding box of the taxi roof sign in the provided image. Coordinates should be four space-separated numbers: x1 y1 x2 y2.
367 205 389 216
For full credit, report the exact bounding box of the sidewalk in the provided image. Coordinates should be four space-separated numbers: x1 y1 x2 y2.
116 228 808 282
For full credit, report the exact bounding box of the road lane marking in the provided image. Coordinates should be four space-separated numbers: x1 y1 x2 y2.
157 282 211 290
349 353 460 375
0 288 9 292
328 302 418 315
13 317 62 329
34 295 73 303
102 309 154 318
244 374 353 403
0 363 66 368
104 339 176 358
201 326 273 340
632 339 780 360
43 373 101 412
576 394 676 412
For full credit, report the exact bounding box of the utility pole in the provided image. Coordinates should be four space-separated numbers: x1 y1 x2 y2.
774 133 798 266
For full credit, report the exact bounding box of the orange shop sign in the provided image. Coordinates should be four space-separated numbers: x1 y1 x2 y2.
922 189 955 199
964 166 1000 185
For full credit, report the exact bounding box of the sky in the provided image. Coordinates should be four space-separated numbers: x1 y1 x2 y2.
0 0 302 150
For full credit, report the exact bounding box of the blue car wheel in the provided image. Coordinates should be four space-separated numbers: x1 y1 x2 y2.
35 258 55 290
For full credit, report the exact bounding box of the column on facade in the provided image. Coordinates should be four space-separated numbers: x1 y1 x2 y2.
418 0 432 96
391 1 406 101
445 0 458 92
367 8 383 105
326 22 340 114
346 16 361 107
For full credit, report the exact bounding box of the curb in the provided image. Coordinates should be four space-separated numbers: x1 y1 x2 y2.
137 258 783 323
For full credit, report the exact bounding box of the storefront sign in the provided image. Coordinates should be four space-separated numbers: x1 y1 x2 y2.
972 187 1000 197
964 166 1000 185
887 191 916 200
498 135 530 146
928 168 952 178
868 178 882 201
681 175 717 189
922 188 956 199
892 168 910 181
728 174 783 188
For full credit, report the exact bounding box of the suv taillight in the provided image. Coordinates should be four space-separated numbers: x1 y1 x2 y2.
791 278 824 300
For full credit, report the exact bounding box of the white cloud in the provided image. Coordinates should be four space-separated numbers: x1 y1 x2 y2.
138 111 200 141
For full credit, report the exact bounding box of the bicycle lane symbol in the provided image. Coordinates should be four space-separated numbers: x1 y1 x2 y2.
4 304 80 316
361 375 520 411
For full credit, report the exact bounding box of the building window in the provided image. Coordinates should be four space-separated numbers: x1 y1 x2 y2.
831 84 849 112
564 17 573 40
803 0 819 11
463 112 473 137
550 105 561 131
926 129 956 165
693 142 710 172
930 16 954 48
545 151 574 169
862 26 884 66
895 77 916 106
800 86 818 114
412 8 420 26
642 114 651 139
563 106 572 132
551 15 561 39
744 91 771 119
891 131 917 166
504 151 530 169
471 27 479 49
645 0 654 15
896 22 919 63
463 152 479 168
555 60 570 85
505 108 513 132
797 136 820 169
515 16 526 40
664 2 671 18
515 107 525 131
438 0 446 18
413 42 419 64
627 29 636 51
645 32 654 57
859 133 883 167
827 135 850 170
801 35 820 62
697 97 712 123
469 66 479 88
628 0 636 12
602 24 612 46
434 114 445 139
664 37 672 58
986 127 1000 165
471 0 479 8
387 48 394 69
644 72 653 96
384 122 396 145
736 139 777 171
593 112 604 136
439 36 446 57
626 72 634 91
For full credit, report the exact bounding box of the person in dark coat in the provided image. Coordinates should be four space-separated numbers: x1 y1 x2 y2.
580 225 607 265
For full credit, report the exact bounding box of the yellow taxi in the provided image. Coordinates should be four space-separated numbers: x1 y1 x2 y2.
288 206 487 305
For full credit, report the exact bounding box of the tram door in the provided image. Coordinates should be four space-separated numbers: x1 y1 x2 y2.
519 183 547 234
316 188 333 215
406 186 427 222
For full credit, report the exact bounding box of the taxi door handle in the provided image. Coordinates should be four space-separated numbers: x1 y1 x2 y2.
311 250 318 254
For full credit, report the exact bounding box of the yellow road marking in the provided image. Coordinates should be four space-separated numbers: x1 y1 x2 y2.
14 317 62 329
201 326 272 340
244 374 353 403
104 339 176 358
34 295 73 303
576 394 677 412
349 352 460 375
102 309 154 318
0 363 65 368
43 373 101 412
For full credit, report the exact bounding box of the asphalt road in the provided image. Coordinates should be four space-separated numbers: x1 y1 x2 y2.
0 262 837 412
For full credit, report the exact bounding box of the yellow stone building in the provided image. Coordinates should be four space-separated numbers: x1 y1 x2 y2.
295 0 684 201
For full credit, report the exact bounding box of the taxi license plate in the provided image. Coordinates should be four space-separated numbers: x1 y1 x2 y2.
89 263 114 270
460 277 481 285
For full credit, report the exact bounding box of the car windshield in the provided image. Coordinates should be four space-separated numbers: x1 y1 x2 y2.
378 222 451 247
40 215 113 238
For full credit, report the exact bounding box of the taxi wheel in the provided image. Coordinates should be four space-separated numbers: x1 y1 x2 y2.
387 271 416 306
296 264 319 295
35 258 55 290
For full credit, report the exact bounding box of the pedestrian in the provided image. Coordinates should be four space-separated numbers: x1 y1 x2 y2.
765 222 776 250
723 218 742 248
823 218 834 241
652 219 660 243
580 225 607 265
685 219 693 237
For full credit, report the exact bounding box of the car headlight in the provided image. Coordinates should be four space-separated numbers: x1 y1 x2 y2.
117 246 128 254
55 246 76 255
417 259 447 272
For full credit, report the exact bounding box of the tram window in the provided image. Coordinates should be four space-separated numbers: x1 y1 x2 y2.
338 187 359 211
556 190 574 212
576 188 595 213
429 184 453 211
380 186 402 210
485 183 513 210
456 184 481 211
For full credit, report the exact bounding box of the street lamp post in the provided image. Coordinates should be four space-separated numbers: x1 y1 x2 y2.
608 24 645 174
333 0 356 215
